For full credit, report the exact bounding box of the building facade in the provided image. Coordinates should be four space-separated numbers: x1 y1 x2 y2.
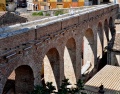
27 0 117 11
29 0 84 11
0 0 6 11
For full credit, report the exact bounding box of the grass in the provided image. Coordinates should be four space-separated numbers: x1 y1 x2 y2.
32 11 43 16
54 10 64 16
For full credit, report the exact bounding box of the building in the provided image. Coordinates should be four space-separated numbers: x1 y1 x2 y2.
27 0 34 10
0 0 6 11
31 0 84 11
17 0 27 7
27 0 117 11
107 32 120 66
85 65 120 93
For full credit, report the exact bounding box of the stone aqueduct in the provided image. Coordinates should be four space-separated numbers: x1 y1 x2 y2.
0 4 119 94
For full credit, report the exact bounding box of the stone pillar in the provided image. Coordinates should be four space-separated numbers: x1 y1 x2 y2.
98 0 100 5
31 4 33 10
84 0 90 6
109 26 116 39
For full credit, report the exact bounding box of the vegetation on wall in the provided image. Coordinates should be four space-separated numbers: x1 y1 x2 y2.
45 13 50 16
32 9 65 16
30 79 86 94
32 11 43 16
54 10 64 16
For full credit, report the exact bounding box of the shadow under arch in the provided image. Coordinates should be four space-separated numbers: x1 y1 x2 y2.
3 65 34 94
83 28 94 68
97 22 103 58
104 19 109 48
42 48 60 91
64 37 77 86
109 17 114 40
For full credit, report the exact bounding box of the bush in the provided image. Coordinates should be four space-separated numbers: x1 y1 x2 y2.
32 12 38 16
30 82 56 94
37 11 43 16
54 10 64 16
32 11 43 16
30 79 86 94
46 13 50 16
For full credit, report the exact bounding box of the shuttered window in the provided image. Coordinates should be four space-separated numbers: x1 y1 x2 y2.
72 0 78 2
57 0 62 2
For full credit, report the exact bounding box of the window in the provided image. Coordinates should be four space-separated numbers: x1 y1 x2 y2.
72 0 77 2
43 0 47 2
57 0 62 2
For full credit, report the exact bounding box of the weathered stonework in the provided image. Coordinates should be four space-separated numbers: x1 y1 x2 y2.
0 3 119 94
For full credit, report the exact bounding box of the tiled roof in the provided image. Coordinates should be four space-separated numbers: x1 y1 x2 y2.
85 65 120 94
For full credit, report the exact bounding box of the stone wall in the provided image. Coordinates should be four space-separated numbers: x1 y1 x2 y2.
0 3 119 94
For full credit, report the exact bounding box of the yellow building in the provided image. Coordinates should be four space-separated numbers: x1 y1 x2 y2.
33 0 84 10
0 0 6 11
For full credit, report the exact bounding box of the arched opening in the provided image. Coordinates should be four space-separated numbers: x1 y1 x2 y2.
109 17 114 40
64 38 76 86
104 19 109 48
42 48 60 91
97 23 103 58
83 28 94 68
3 65 34 94
98 19 109 69
102 0 110 3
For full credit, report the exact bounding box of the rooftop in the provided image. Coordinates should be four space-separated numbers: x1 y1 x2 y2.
85 65 120 94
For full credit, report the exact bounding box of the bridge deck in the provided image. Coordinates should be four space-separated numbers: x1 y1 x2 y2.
0 4 114 35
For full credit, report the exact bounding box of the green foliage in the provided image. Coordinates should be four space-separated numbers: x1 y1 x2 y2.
45 13 50 16
37 11 43 16
75 79 86 94
30 79 87 94
30 82 55 94
54 10 64 16
30 85 45 94
57 79 71 94
32 11 43 16
45 82 56 93
32 12 38 16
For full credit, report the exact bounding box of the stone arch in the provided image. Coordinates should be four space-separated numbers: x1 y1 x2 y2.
64 37 76 86
97 22 103 58
109 17 114 40
42 48 60 91
3 65 34 94
104 19 109 48
83 28 94 67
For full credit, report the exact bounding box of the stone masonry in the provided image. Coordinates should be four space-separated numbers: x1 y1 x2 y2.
0 3 119 94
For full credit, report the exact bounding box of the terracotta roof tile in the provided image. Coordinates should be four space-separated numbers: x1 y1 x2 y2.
85 65 120 93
